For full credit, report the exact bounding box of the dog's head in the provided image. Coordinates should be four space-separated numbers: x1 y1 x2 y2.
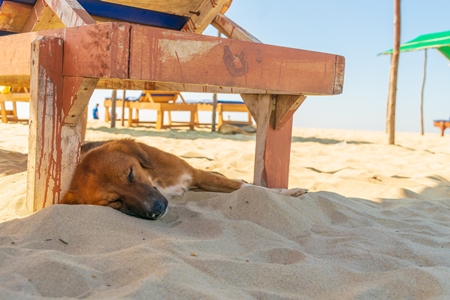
61 140 168 220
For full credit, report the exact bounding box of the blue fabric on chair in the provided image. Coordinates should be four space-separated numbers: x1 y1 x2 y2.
2 0 189 30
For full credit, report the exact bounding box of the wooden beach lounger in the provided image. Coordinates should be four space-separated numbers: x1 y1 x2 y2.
433 120 450 136
0 0 345 211
196 100 253 128
126 91 196 130
0 86 30 123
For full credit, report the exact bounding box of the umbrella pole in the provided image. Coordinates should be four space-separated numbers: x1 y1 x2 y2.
420 49 427 135
386 0 401 144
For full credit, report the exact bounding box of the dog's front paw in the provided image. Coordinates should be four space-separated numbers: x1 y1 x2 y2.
268 187 308 197
281 188 308 197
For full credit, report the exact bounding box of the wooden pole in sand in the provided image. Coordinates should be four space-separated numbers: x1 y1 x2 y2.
111 89 117 128
211 30 221 132
420 49 427 136
386 0 401 145
121 90 126 127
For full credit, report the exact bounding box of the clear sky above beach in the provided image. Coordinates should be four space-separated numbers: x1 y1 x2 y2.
88 0 450 134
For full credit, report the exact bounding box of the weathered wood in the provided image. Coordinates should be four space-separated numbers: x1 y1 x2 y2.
241 94 292 188
0 22 343 96
97 80 295 95
0 1 32 32
64 23 130 79
27 36 65 211
213 13 260 42
27 37 97 210
129 24 343 95
62 77 98 125
181 0 230 33
46 0 96 27
274 95 306 130
21 0 65 32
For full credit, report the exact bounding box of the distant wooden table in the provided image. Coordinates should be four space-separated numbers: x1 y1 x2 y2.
434 120 450 136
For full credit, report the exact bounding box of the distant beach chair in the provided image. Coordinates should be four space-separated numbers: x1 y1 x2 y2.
196 100 253 128
433 120 450 136
125 91 197 130
103 96 139 122
0 86 30 123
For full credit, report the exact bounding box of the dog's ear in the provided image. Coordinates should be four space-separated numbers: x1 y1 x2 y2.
111 140 153 169
60 190 80 204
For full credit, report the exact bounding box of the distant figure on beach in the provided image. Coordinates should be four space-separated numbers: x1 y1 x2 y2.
93 104 99 120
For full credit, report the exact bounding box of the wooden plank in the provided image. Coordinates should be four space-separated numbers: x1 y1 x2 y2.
0 22 343 95
212 13 260 42
44 0 97 27
95 79 294 95
274 95 306 129
0 1 32 32
129 24 343 95
0 29 65 80
27 36 65 211
0 23 130 83
62 77 98 125
181 0 229 33
63 22 130 79
21 0 65 32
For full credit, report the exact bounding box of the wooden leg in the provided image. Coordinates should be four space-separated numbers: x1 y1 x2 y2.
218 105 224 128
12 101 18 121
81 107 88 142
0 96 7 123
128 108 133 126
27 36 65 211
27 36 97 211
105 105 110 122
156 106 164 130
167 111 172 126
189 108 195 130
241 94 292 188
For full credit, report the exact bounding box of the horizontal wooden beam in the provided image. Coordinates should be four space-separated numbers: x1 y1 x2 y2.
0 22 345 96
130 24 344 95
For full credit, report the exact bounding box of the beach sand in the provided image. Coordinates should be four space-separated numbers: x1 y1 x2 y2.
0 121 449 299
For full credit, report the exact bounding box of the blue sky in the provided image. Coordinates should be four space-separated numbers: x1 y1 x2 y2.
89 0 450 133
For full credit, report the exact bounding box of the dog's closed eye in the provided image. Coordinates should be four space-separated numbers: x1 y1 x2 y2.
128 167 134 183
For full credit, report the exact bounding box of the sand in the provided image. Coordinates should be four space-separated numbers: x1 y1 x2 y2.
0 121 449 299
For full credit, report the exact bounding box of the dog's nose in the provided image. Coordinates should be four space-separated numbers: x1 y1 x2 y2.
147 201 167 220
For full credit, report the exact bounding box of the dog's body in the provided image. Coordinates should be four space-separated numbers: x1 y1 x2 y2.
61 139 307 220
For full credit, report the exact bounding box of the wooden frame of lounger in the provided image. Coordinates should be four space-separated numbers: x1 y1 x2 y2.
196 102 253 128
127 91 196 130
103 91 197 129
0 87 30 123
433 120 450 137
0 0 345 211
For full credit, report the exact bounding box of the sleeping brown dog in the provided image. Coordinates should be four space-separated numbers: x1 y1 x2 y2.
61 139 307 220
